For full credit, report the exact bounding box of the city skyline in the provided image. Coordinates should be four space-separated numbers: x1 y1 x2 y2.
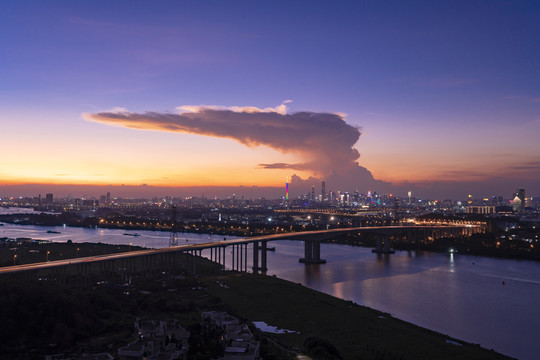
1 1 539 199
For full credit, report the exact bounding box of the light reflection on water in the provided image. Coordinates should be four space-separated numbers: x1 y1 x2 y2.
1 221 539 359
265 241 539 360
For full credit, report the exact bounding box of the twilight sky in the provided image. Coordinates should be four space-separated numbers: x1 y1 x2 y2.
1 1 539 200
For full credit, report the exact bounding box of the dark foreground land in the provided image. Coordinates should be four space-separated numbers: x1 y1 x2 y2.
0 242 512 360
203 274 510 360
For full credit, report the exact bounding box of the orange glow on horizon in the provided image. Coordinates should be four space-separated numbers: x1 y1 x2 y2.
0 174 289 188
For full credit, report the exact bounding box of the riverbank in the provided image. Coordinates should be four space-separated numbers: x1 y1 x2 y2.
325 231 540 262
3 211 539 262
203 273 511 360
0 240 144 267
0 240 513 359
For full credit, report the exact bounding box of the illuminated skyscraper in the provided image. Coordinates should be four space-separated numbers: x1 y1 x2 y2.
321 181 326 202
311 185 315 202
513 189 525 212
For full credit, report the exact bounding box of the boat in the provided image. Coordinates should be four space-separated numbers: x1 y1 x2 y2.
123 233 140 237
47 230 61 234
267 246 276 251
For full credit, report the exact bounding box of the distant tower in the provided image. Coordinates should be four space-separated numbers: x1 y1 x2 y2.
311 185 315 202
285 177 289 201
513 189 525 212
169 205 179 247
394 196 399 222
106 192 111 204
408 191 412 205
321 181 326 202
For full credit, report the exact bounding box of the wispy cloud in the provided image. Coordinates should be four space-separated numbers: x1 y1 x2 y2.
435 169 488 180
416 77 475 88
501 95 540 104
507 160 540 172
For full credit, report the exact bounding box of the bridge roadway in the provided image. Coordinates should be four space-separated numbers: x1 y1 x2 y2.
0 225 477 277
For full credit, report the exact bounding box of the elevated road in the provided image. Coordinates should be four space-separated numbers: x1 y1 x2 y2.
0 225 478 276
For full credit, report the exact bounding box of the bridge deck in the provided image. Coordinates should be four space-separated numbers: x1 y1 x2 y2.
0 225 475 275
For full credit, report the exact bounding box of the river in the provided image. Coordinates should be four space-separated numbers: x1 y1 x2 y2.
1 218 538 359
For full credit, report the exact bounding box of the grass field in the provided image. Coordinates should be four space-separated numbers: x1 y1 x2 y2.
203 272 512 360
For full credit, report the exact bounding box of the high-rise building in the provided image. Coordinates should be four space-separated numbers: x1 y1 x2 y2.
513 189 525 212
45 193 53 204
321 181 326 202
106 192 111 204
311 185 315 202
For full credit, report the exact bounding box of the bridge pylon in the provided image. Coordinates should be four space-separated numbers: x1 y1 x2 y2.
299 240 326 264
372 234 395 254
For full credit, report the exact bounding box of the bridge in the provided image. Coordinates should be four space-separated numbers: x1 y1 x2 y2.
0 225 480 282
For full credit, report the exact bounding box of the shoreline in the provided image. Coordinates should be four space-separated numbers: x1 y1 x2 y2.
204 272 512 359
2 217 539 263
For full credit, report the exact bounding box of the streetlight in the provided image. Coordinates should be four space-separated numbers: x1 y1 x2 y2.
76 248 80 257
47 251 51 261
129 242 132 251
13 254 17 266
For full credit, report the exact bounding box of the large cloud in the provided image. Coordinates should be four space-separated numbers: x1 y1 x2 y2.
84 104 362 175
83 104 391 192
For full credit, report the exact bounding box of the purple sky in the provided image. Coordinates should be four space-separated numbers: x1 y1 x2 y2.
1 1 539 200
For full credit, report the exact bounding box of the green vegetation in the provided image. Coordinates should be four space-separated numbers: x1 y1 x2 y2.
328 229 540 262
0 240 143 267
304 336 343 360
202 273 511 360
0 269 223 358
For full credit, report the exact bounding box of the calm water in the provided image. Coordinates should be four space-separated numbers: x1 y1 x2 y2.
1 217 538 359
265 242 539 360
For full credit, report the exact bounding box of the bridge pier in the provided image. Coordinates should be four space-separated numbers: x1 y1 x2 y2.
210 245 226 270
251 241 268 273
261 241 268 272
230 246 233 270
245 243 248 272
222 246 225 269
299 240 326 264
252 242 259 272
372 234 395 254
235 244 239 270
